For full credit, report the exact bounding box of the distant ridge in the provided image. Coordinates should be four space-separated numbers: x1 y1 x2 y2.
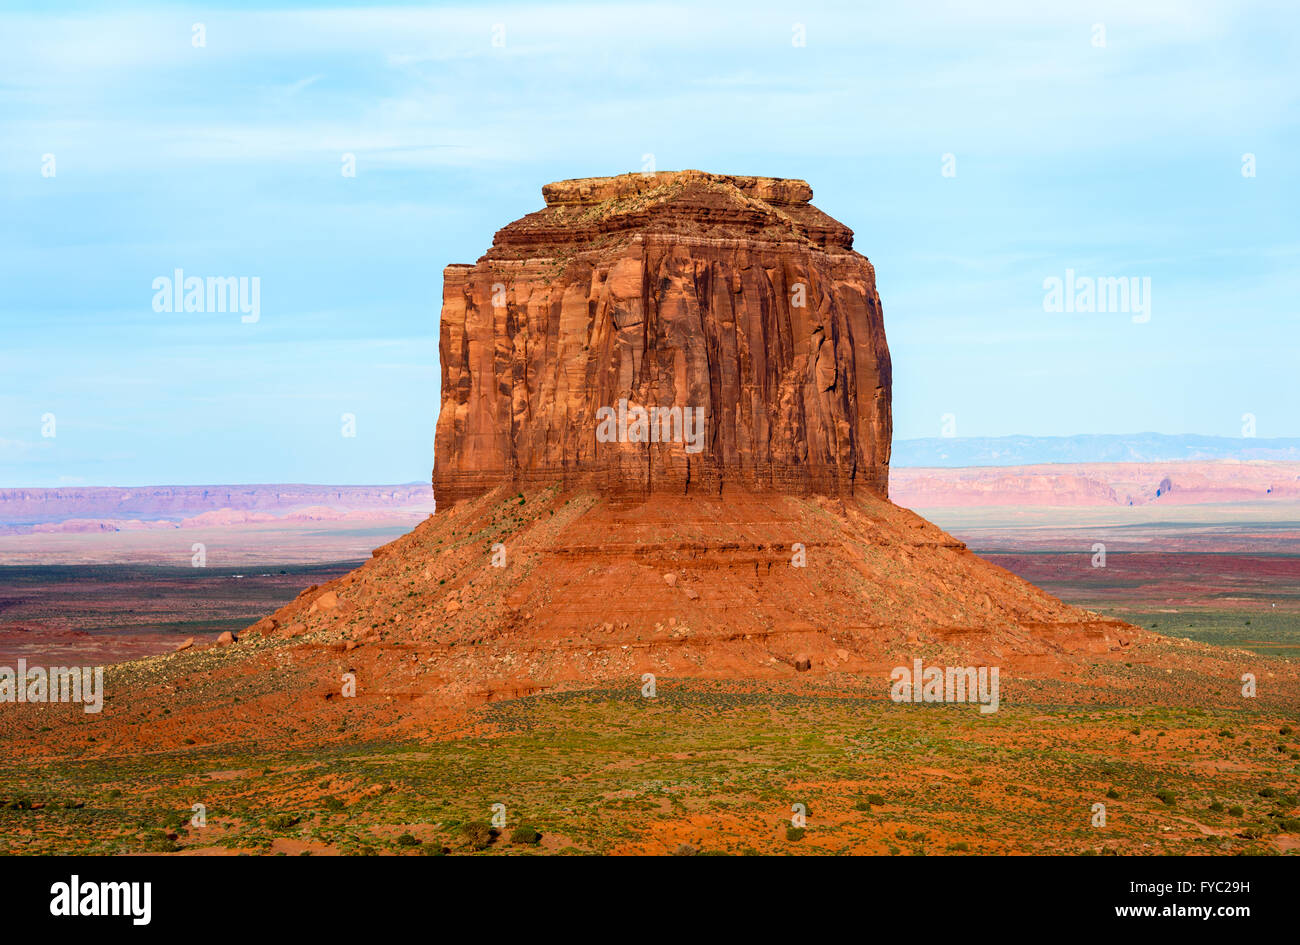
0 484 433 529
892 434 1300 468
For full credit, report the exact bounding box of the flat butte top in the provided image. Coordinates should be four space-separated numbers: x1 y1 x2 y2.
482 170 858 261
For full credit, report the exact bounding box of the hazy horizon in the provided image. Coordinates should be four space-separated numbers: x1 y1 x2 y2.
1 432 1297 491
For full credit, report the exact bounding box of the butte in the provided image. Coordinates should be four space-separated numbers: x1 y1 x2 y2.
38 172 1179 755
270 171 1143 708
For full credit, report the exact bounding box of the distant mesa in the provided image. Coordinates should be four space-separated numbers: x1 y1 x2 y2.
892 433 1300 467
889 461 1300 509
0 484 435 534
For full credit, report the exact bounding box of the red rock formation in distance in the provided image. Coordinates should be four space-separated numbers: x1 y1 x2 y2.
434 171 892 505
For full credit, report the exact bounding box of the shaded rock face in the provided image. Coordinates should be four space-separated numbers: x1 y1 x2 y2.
434 171 892 505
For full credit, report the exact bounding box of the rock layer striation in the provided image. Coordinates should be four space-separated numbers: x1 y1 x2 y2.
434 171 892 505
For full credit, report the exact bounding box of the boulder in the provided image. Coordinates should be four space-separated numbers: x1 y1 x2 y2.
310 591 340 614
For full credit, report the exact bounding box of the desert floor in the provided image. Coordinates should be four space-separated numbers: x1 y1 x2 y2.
1 499 1296 855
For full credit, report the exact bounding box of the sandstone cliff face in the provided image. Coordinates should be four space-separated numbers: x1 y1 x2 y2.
434 171 892 505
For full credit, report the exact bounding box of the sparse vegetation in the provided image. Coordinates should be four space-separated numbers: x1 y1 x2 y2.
510 825 542 845
460 821 494 851
1 681 1296 856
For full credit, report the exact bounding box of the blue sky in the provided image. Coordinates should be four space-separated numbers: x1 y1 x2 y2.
1 0 1297 487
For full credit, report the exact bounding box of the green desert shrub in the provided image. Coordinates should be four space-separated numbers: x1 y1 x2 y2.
509 825 542 845
140 829 179 853
460 821 494 850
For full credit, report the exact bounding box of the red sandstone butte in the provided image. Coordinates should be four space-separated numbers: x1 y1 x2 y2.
434 171 892 505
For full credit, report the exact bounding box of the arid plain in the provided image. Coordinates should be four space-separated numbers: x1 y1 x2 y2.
1 465 1296 856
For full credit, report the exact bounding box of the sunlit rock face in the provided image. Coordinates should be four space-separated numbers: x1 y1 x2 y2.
434 171 892 505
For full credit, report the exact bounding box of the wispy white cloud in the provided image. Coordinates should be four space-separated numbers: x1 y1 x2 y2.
3 1 1294 174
